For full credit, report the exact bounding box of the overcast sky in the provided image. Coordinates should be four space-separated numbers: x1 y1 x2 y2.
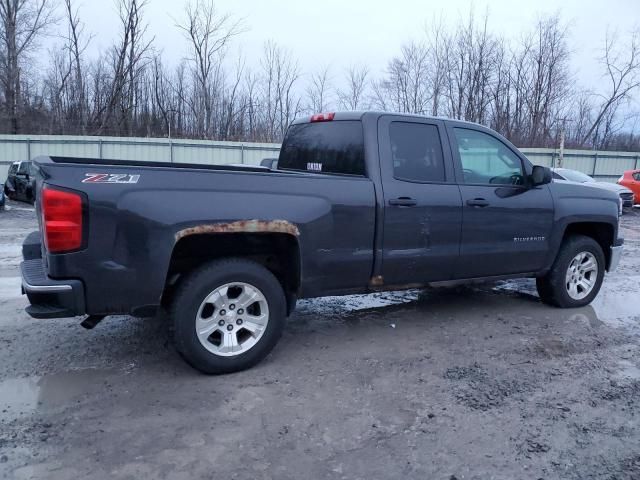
52 0 639 93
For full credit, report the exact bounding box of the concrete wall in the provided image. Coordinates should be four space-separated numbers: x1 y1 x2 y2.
1 134 639 183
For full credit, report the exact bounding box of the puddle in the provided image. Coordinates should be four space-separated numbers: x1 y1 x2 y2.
0 369 113 420
591 275 640 329
496 276 640 330
0 377 40 416
614 360 640 381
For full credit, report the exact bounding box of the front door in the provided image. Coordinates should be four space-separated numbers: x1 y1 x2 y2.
448 126 554 278
379 116 463 285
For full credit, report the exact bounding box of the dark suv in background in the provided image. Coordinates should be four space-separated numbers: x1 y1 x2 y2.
4 161 37 204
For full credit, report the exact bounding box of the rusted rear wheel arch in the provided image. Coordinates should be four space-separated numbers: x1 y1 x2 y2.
163 224 301 314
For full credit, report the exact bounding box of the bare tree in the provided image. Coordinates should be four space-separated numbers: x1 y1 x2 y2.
522 15 571 145
58 0 90 132
219 54 245 140
372 42 430 113
93 0 153 135
1 4 639 151
0 0 55 133
338 64 368 111
177 0 243 138
152 54 172 136
443 9 500 124
306 65 332 113
425 17 449 116
243 68 259 139
581 29 640 146
260 41 301 142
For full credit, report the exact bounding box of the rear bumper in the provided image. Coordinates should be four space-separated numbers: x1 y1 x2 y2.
621 197 634 208
20 232 86 319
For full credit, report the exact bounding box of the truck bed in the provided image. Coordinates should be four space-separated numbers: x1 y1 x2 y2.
48 155 276 173
32 155 377 316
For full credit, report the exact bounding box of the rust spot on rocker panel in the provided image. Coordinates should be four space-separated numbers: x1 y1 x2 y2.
175 219 300 242
369 275 384 287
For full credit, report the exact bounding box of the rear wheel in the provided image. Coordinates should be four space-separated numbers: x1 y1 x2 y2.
170 258 286 374
536 235 605 308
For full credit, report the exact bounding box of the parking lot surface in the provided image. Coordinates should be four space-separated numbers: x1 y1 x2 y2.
1 200 639 480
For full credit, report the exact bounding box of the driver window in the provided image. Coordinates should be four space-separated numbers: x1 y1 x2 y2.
453 128 524 185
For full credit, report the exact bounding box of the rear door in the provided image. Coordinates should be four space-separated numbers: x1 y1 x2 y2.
15 162 31 200
5 163 18 192
447 125 554 278
378 115 462 285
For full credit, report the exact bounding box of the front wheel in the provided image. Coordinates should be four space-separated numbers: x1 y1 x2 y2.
536 234 605 308
170 258 286 374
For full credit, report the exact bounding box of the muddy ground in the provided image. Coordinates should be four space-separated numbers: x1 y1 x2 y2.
1 199 639 480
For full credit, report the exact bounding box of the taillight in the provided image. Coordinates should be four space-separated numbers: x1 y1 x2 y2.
310 112 335 122
41 187 83 253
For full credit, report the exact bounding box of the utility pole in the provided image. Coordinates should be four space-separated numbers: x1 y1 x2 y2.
166 108 179 164
558 117 567 169
167 108 179 139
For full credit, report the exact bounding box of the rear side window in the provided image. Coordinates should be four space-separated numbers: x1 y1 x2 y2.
17 162 30 174
389 122 445 183
8 164 18 175
278 121 365 176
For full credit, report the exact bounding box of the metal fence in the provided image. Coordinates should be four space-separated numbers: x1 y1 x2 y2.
1 134 639 183
0 134 281 180
519 148 640 183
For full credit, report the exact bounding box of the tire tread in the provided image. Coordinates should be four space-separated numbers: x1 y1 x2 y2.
536 234 605 308
169 257 286 374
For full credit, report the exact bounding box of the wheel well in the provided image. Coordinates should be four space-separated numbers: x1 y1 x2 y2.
163 232 300 308
563 222 614 265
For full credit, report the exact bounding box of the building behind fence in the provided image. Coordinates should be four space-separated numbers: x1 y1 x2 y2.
1 134 639 183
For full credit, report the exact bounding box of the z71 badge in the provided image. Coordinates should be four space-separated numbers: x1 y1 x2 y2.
82 173 140 184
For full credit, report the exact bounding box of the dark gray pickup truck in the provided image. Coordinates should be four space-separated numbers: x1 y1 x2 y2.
21 111 623 373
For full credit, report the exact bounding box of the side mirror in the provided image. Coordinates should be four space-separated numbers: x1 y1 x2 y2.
531 165 551 186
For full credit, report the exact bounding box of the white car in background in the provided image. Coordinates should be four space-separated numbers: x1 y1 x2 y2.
551 168 634 214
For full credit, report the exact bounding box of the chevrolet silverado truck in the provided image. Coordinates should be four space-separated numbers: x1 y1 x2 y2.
21 112 623 374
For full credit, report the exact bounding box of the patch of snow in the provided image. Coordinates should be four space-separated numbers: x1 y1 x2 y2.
298 289 422 315
0 276 21 300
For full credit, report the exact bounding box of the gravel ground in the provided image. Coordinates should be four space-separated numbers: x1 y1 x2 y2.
1 199 639 480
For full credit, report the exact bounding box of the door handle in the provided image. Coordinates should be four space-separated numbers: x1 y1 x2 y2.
466 198 490 207
389 197 417 207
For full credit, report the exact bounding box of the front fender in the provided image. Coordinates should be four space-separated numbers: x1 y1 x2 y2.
543 182 620 271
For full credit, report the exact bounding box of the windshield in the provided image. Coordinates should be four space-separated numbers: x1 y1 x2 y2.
557 169 595 183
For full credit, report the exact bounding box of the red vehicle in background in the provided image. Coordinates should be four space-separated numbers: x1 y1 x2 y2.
618 170 640 205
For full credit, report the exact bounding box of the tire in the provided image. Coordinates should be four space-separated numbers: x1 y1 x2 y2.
536 234 605 308
170 258 286 374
